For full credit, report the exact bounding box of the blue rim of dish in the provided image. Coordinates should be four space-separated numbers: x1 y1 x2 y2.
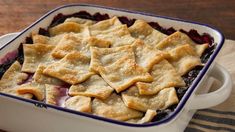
0 3 225 127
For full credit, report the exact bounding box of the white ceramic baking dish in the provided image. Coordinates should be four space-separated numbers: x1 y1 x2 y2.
0 4 232 132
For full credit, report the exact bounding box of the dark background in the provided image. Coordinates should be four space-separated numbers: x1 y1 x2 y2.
0 0 234 39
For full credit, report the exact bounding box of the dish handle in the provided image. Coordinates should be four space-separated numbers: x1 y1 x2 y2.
186 63 232 110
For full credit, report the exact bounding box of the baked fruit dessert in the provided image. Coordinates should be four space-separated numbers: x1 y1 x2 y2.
0 11 215 124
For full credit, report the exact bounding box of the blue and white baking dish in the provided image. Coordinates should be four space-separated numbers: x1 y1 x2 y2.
0 4 232 132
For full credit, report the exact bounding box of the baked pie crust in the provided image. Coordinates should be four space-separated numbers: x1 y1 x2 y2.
131 39 169 71
126 109 157 124
45 84 60 105
97 57 153 93
69 74 114 100
90 17 135 47
43 52 95 85
32 33 64 45
122 86 179 112
129 20 167 47
90 45 135 73
51 33 83 59
49 21 90 37
92 93 143 121
0 61 28 89
51 33 110 59
65 95 92 113
64 17 95 26
0 15 210 124
22 44 55 73
168 44 202 75
137 109 157 124
136 59 185 95
17 81 45 101
91 25 136 47
90 46 153 93
33 64 65 85
89 16 122 32
0 61 32 99
156 31 208 56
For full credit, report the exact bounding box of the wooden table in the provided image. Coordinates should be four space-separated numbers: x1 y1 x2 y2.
0 0 235 39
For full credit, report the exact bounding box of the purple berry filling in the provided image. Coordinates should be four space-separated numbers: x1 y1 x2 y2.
0 43 25 78
0 50 18 65
118 16 136 27
54 86 70 107
38 28 50 37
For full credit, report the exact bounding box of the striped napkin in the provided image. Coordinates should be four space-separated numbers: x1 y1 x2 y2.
185 40 235 132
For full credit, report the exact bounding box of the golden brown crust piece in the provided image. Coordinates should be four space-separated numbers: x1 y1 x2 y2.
156 31 208 56
91 25 136 47
51 33 111 59
49 22 90 37
17 81 45 101
90 17 135 47
92 93 143 121
33 64 65 85
168 44 202 75
22 44 55 73
45 84 60 105
32 34 49 44
65 95 91 113
64 17 95 26
51 33 83 59
43 52 94 85
100 58 153 93
132 39 169 71
32 33 65 45
126 109 157 124
129 20 167 47
69 75 114 100
90 45 136 73
122 86 179 112
0 61 32 99
136 59 185 95
89 16 122 31
90 46 153 93
0 61 28 89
